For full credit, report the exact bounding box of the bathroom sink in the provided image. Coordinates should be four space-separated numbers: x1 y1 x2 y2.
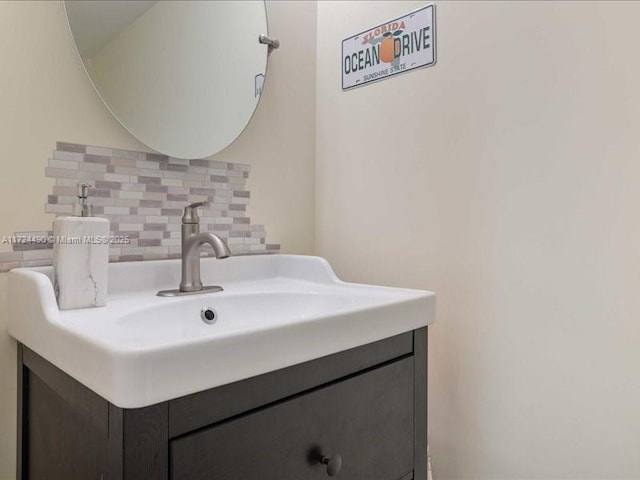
8 255 435 408
118 291 369 338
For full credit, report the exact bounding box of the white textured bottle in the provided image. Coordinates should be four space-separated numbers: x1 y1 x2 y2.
53 183 109 310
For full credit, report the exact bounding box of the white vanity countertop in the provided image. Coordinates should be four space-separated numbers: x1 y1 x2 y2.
8 255 435 408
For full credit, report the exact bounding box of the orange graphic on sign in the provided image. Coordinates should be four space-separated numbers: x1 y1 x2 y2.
380 30 403 63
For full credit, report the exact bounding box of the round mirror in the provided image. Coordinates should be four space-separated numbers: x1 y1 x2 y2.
64 1 269 159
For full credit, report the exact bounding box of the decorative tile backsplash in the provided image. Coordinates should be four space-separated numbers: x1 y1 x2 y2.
0 142 279 271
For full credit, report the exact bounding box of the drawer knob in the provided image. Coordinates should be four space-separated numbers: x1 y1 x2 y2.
321 454 342 477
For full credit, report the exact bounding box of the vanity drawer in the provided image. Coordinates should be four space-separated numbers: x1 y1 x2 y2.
170 356 414 480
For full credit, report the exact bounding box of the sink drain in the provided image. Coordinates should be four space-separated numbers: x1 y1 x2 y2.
200 307 218 325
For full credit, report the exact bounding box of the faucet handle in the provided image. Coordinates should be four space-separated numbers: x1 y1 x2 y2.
182 201 209 224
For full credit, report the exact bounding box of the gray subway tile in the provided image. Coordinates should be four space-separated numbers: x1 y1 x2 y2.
137 207 161 216
87 189 111 198
113 166 142 176
45 167 76 179
233 163 251 172
139 231 164 240
45 204 73 214
160 178 183 187
77 162 108 173
145 184 169 193
140 199 162 207
146 153 169 162
119 223 143 231
184 173 208 182
161 208 182 216
167 157 189 166
167 193 188 202
183 180 206 188
138 239 162 247
86 145 113 157
189 159 209 167
139 176 161 185
13 241 52 251
84 154 111 164
189 166 212 175
121 183 146 192
113 149 138 160
52 186 77 196
14 230 53 237
161 238 181 247
145 215 169 223
48 159 77 170
109 215 145 223
104 206 130 215
120 254 144 262
21 259 53 267
0 252 23 262
22 249 54 261
0 261 22 272
136 160 161 170
209 160 228 170
104 173 131 183
163 163 188 172
212 223 231 231
117 231 140 239
227 170 245 178
136 168 163 178
112 157 137 167
53 150 84 161
142 193 167 203
57 142 86 153
117 191 144 200
144 223 165 231
93 180 122 190
76 171 101 180
190 187 213 196
161 170 185 180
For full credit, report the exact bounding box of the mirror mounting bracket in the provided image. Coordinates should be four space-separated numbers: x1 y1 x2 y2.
259 34 280 50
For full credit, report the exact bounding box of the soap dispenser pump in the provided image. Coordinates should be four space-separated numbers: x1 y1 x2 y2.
53 182 110 310
74 181 92 217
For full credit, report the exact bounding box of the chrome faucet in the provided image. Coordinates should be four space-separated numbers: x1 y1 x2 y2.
157 202 231 297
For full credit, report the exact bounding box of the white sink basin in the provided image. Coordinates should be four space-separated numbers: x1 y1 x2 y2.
8 255 435 408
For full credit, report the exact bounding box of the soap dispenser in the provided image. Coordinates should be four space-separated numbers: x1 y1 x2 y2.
53 182 110 310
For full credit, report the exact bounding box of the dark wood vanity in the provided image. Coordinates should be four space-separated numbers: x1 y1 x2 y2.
17 328 427 480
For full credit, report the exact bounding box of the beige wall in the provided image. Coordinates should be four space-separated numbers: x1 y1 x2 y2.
0 1 315 478
316 1 640 479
